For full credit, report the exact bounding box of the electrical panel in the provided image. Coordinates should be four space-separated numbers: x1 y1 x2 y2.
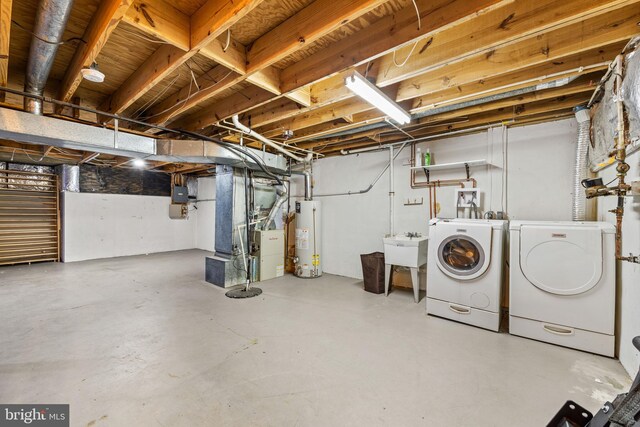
172 186 189 203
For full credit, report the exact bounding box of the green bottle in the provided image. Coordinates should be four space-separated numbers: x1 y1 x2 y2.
424 149 431 166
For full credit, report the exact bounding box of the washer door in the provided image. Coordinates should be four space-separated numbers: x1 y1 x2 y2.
437 234 488 280
519 225 603 295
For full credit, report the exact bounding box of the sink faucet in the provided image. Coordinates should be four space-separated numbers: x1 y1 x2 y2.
405 232 421 239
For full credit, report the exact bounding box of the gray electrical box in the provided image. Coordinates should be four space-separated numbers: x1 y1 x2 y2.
172 186 189 203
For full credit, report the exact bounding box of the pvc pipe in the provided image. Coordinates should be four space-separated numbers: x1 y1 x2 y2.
389 145 394 236
231 115 312 163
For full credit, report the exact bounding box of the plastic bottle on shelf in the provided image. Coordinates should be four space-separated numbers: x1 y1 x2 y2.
416 148 423 167
424 149 431 166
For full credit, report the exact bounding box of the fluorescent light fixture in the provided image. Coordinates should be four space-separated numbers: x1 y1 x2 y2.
345 72 411 125
132 158 146 168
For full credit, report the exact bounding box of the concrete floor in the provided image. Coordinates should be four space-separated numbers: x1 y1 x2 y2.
0 250 630 426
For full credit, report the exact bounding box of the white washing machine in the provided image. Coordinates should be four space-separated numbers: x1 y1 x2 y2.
509 220 616 357
426 218 507 331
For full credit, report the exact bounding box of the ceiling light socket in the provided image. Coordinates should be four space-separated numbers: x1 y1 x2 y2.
81 63 105 83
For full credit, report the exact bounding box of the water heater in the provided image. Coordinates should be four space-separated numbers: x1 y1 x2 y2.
294 200 322 278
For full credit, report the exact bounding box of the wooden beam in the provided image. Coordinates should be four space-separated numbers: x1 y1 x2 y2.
374 93 591 144
200 35 246 74
318 107 578 154
141 65 244 124
79 152 100 164
396 3 640 101
150 0 382 126
279 0 504 93
99 44 188 119
246 0 387 73
286 87 311 107
298 76 599 149
375 0 632 87
410 43 622 112
58 0 134 105
284 48 613 147
258 97 377 138
190 0 263 51
122 0 190 50
0 0 12 103
100 0 262 119
243 99 305 129
199 35 284 96
173 85 276 131
176 0 503 132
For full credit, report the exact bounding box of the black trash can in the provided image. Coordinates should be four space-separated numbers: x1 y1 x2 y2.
360 252 385 294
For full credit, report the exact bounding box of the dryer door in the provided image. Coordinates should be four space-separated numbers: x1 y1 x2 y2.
519 225 603 295
436 223 492 280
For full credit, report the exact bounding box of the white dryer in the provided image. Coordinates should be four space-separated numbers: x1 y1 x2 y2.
509 220 616 357
426 218 507 331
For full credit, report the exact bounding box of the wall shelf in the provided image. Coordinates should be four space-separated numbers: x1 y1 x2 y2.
409 159 487 183
409 159 487 171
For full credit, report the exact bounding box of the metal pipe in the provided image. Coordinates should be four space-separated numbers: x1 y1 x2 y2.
262 186 288 230
290 170 312 200
612 54 632 261
314 142 409 197
231 115 312 163
24 0 75 114
339 123 506 156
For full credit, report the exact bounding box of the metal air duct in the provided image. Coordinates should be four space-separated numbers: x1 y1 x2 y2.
24 0 75 114
572 106 591 221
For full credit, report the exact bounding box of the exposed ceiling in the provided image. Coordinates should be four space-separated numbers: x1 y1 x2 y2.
0 0 638 173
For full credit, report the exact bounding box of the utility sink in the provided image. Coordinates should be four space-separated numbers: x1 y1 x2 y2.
383 234 428 303
383 234 428 268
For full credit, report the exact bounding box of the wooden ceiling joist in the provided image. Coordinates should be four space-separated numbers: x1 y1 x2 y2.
146 0 390 126
410 43 624 113
57 0 134 106
245 0 387 73
397 2 640 102
295 74 599 150
0 0 13 103
375 0 633 88
98 0 264 120
177 0 506 132
278 0 505 93
122 0 190 51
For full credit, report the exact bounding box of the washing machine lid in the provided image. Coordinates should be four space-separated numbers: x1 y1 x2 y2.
434 222 492 280
519 224 603 295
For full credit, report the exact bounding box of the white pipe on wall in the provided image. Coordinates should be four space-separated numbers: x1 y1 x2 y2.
231 115 312 163
389 145 395 236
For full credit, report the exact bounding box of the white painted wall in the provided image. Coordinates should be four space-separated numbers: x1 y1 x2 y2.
295 119 578 279
62 192 197 262
195 177 216 252
597 148 640 377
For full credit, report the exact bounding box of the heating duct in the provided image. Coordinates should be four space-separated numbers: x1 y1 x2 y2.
573 107 591 221
24 0 75 114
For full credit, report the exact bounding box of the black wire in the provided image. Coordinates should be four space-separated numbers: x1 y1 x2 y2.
177 128 284 186
11 20 86 46
604 177 619 186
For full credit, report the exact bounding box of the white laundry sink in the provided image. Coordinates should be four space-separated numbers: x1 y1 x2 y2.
383 234 428 268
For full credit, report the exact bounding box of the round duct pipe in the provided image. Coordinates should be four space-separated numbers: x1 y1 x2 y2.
573 106 591 221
